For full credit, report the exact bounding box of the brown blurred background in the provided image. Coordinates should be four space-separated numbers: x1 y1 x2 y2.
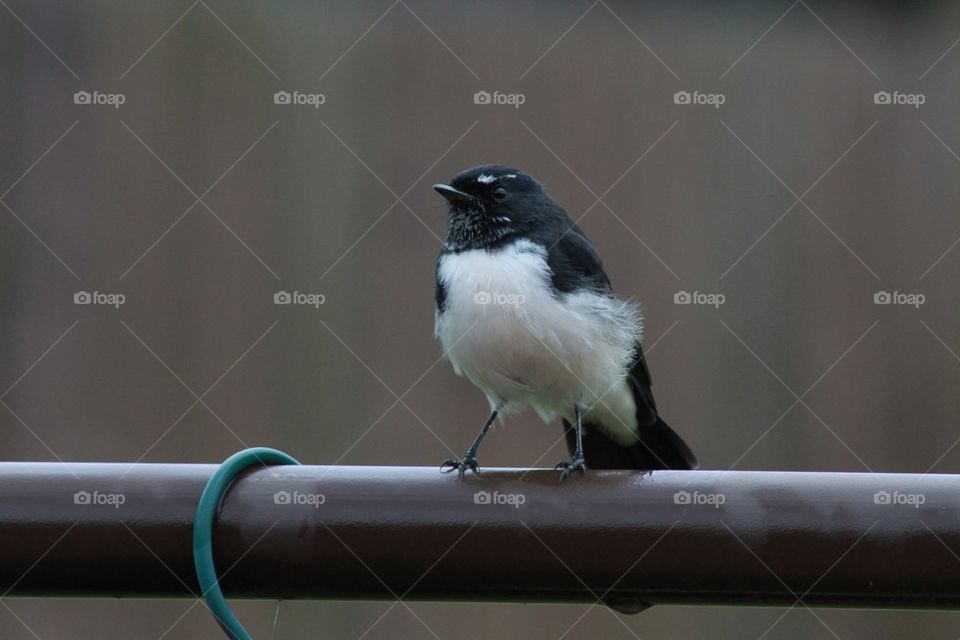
2 0 960 637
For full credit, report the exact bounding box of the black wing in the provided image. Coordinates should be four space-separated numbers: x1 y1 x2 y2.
550 227 698 470
546 225 613 295
547 226 657 427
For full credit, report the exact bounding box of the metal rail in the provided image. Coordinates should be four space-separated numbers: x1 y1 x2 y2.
1 463 958 611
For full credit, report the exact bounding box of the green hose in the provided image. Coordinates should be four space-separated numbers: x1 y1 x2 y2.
193 447 301 640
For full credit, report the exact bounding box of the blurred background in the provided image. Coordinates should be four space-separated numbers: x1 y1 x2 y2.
2 0 960 637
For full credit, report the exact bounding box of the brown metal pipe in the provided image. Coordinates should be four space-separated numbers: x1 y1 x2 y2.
1 463 958 610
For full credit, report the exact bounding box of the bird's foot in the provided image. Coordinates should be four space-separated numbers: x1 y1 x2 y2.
440 455 480 479
554 455 587 481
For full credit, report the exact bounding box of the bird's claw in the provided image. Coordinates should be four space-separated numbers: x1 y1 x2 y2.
440 455 480 479
554 455 586 481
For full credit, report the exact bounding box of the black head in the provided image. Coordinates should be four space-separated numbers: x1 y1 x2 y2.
433 165 555 251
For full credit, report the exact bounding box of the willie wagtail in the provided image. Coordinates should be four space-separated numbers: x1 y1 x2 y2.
433 165 697 480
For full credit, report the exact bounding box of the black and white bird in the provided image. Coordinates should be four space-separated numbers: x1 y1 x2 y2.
433 165 697 480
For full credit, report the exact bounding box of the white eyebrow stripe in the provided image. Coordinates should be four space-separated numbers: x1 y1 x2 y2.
503 174 517 179
476 173 496 184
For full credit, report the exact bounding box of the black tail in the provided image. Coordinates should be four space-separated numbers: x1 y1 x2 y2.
563 345 698 470
564 415 697 470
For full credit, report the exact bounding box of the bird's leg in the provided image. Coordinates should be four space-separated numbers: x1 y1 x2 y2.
555 405 587 481
441 408 499 479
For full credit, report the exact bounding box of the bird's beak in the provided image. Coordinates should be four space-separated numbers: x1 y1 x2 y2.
433 184 475 206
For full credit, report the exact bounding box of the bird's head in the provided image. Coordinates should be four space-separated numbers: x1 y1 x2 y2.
433 165 549 251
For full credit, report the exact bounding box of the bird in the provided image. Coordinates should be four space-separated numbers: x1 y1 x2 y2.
432 164 697 480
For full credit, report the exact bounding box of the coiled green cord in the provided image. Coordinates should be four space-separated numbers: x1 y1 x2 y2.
193 447 301 640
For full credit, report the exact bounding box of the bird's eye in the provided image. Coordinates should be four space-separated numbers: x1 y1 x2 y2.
493 187 508 200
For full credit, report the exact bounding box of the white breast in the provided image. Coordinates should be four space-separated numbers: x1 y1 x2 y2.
435 239 643 443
